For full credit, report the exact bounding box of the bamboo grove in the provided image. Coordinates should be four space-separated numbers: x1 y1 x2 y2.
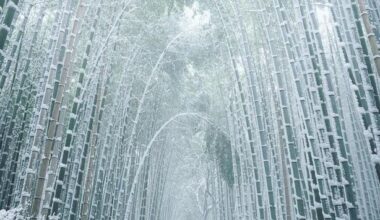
0 0 379 219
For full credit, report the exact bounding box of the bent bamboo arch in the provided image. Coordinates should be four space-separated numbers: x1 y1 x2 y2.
125 112 213 217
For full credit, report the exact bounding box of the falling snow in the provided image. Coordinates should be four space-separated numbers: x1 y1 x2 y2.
0 0 379 220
